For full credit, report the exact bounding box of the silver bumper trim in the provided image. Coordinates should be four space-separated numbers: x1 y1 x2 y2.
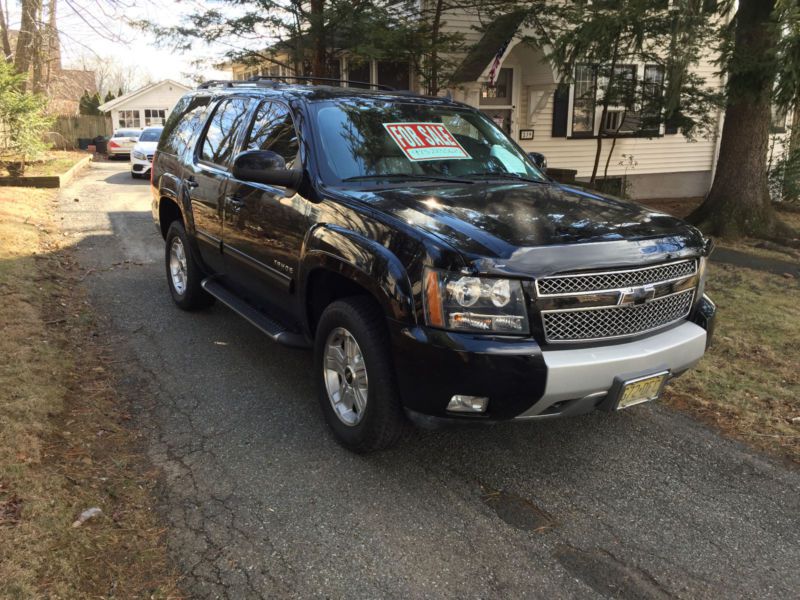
516 321 707 419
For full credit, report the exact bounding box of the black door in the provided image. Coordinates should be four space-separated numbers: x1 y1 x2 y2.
222 100 308 317
187 96 252 273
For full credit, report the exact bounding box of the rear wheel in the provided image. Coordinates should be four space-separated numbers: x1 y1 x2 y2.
164 221 214 310
314 297 408 452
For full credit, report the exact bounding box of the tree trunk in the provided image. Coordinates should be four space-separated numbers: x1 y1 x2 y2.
428 0 444 95
0 0 12 63
688 0 779 238
15 0 40 87
590 38 620 184
309 0 326 80
31 3 44 94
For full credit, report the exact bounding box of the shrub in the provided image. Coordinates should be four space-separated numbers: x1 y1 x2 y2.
0 62 52 175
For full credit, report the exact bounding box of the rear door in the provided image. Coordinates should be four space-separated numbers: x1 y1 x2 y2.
222 100 307 314
185 96 252 273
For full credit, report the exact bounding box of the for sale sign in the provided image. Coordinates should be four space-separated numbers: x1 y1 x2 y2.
383 122 471 161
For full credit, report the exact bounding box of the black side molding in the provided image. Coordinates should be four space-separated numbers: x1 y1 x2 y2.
201 278 311 349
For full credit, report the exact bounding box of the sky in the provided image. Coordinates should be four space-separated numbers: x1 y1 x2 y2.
11 0 237 86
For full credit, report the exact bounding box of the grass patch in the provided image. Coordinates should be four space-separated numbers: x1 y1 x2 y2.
0 187 179 597
12 151 88 177
666 263 800 463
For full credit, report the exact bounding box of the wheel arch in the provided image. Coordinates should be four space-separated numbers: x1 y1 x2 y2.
300 224 416 335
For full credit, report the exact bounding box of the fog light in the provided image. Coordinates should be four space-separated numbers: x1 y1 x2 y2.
447 395 489 413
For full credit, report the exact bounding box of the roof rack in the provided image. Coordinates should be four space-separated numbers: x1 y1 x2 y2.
196 75 397 92
247 75 396 91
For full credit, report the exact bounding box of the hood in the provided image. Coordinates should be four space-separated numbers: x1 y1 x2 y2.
333 181 708 277
133 141 158 152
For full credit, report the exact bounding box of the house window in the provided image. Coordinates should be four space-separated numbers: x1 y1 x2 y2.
347 60 371 88
570 63 666 137
572 64 596 136
118 109 140 128
144 108 166 126
771 104 788 133
641 65 665 133
377 61 409 90
344 59 409 89
480 68 513 106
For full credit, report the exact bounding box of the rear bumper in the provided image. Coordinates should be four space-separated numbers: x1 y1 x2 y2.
391 295 715 424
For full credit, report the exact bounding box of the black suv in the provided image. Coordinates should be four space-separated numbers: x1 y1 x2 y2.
151 78 716 452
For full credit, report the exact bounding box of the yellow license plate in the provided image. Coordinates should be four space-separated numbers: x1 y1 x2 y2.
617 372 668 410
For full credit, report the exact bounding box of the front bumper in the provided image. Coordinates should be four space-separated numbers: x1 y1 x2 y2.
131 158 152 175
390 295 715 425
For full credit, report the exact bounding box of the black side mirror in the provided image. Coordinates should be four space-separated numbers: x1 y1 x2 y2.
528 152 547 172
231 150 302 189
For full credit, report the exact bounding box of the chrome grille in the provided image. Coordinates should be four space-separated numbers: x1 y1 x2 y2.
537 259 697 296
542 289 694 343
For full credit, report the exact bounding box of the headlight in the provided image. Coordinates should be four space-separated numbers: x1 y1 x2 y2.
423 268 529 334
132 150 146 160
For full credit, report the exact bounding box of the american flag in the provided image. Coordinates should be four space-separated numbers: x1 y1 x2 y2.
487 38 512 86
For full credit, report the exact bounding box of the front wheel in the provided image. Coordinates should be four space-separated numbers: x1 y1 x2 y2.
164 221 214 310
314 297 408 452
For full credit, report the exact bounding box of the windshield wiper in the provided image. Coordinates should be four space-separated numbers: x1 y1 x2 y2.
465 172 547 184
342 173 473 184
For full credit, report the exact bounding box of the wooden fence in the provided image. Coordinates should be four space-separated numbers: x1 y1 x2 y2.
48 115 113 149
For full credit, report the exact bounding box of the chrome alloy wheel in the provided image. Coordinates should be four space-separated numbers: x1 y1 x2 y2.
169 236 188 296
323 327 369 426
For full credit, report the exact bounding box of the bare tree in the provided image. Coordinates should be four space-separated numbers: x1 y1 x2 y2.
15 0 42 88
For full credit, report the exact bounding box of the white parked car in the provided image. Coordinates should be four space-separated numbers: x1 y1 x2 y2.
107 128 141 158
130 126 163 179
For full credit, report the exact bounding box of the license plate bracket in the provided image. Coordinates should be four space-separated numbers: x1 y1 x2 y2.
608 371 670 411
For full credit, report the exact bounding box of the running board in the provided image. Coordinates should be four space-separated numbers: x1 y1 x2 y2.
201 278 310 348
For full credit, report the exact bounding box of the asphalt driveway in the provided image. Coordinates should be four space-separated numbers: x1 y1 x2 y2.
58 161 800 599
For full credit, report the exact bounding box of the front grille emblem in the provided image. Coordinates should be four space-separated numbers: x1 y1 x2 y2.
618 285 657 306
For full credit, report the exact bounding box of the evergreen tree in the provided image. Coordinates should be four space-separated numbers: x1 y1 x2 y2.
104 90 115 103
688 0 799 240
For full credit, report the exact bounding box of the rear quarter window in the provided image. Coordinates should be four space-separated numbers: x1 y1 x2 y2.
158 95 211 156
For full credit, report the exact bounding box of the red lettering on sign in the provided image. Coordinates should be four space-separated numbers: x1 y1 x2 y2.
383 122 471 162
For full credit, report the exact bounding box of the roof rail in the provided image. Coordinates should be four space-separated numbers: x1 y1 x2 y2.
246 75 396 91
196 76 397 91
196 80 242 89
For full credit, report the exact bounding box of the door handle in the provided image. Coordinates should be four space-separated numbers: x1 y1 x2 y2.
186 176 199 189
225 195 244 210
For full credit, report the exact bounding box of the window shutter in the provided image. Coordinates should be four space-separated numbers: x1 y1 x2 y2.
551 83 570 137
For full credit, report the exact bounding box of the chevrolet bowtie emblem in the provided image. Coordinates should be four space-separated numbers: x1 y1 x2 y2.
619 285 657 306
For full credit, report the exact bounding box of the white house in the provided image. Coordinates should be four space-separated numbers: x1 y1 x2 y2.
98 79 192 130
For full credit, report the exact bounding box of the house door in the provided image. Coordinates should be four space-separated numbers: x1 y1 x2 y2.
479 67 515 135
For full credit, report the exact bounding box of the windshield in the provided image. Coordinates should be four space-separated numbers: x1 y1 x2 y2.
113 129 140 138
312 100 546 185
139 128 162 142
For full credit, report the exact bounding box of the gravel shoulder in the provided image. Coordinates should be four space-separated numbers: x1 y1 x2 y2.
58 162 800 599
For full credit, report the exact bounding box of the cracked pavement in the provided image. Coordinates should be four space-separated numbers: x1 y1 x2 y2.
57 161 800 599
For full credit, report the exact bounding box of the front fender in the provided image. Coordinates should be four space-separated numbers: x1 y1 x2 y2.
299 224 416 323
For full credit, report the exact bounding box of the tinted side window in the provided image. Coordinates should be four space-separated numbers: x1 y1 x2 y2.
245 101 299 167
200 97 251 167
158 95 210 155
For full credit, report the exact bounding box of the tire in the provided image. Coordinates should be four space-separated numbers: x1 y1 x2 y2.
314 297 408 452
164 221 214 310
